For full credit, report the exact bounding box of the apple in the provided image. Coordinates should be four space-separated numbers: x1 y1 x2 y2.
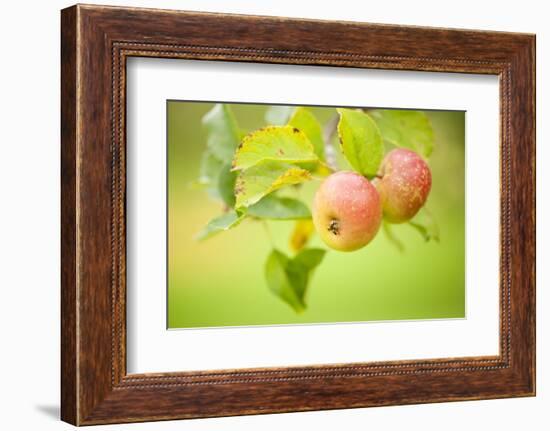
312 171 382 251
374 148 432 223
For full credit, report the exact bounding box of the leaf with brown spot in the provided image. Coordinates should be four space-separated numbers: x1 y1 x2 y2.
288 107 325 161
235 161 312 209
232 126 319 171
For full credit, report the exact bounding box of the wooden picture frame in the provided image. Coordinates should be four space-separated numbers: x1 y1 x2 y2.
61 4 536 425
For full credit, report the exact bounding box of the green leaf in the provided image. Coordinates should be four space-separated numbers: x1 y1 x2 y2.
293 248 326 272
265 105 295 125
199 104 241 204
264 248 326 312
265 250 305 312
197 150 225 199
202 104 241 160
297 160 334 178
232 126 319 171
289 219 315 252
383 221 405 253
217 163 237 207
195 211 245 241
198 150 224 187
248 194 311 220
408 207 440 242
235 161 312 209
288 108 325 161
337 108 383 177
369 109 434 158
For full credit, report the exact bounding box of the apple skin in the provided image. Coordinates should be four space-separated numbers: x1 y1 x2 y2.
312 171 382 252
374 148 432 223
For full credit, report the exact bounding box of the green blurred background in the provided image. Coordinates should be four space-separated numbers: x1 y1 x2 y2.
167 101 465 329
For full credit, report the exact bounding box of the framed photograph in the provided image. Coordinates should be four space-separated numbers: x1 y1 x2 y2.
61 4 536 425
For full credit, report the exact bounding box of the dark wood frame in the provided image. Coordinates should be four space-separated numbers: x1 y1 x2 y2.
61 4 536 426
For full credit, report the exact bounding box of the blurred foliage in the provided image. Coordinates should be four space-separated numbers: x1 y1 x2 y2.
168 101 465 328
369 109 434 157
336 108 383 177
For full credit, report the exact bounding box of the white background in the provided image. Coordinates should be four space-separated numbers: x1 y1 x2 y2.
0 0 547 430
127 59 500 373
